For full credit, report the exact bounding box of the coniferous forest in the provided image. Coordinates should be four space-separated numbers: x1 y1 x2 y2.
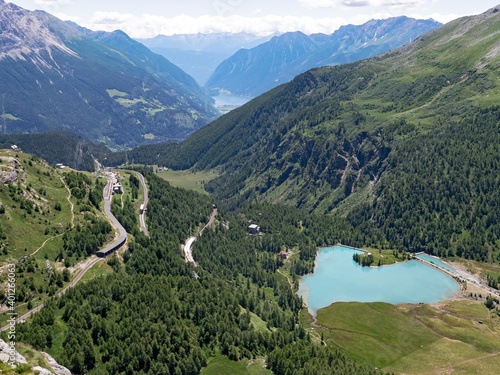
14 172 381 374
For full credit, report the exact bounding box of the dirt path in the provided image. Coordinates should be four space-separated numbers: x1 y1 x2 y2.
31 233 63 256
60 176 74 229
30 177 74 257
278 269 294 289
0 176 120 332
419 351 500 375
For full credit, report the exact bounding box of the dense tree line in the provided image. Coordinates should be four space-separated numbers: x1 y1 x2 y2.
12 171 380 375
268 342 380 375
349 108 500 261
0 130 110 171
111 195 138 236
60 172 111 262
62 218 112 260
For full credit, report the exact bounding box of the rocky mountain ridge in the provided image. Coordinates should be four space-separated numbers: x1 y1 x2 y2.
0 0 218 149
205 16 442 97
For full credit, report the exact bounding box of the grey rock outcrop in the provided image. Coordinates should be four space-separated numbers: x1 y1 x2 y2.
42 352 71 375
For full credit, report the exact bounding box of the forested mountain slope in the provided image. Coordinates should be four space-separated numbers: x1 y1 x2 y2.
0 130 110 171
205 17 441 97
12 171 381 375
108 5 500 260
0 1 218 149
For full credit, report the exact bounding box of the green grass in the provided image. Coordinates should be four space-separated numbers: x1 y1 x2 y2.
0 151 117 327
316 302 440 368
1 113 20 120
106 89 128 98
78 259 113 284
314 299 500 373
0 150 73 260
354 248 412 266
201 356 271 375
249 311 270 334
0 342 53 374
157 168 219 195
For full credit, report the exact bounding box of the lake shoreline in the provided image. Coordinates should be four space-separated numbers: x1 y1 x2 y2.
299 244 460 316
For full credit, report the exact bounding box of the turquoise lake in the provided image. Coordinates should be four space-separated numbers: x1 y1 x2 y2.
416 254 457 274
298 245 459 315
213 94 252 107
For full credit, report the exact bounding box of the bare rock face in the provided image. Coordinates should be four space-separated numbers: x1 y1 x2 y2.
0 0 78 63
33 365 55 375
42 352 72 375
0 339 70 374
0 338 28 366
0 156 19 184
0 169 17 184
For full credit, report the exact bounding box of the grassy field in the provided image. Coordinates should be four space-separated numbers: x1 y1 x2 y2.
0 150 119 326
201 356 271 375
0 150 74 261
156 168 219 195
314 299 500 374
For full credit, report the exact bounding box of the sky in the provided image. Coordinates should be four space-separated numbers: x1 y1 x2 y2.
9 0 500 38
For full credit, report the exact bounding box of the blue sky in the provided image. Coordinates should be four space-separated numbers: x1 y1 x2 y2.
10 0 500 38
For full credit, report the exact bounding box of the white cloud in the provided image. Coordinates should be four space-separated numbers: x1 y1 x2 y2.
53 12 80 22
34 0 73 4
83 5 456 39
297 0 338 9
298 0 429 9
86 12 358 38
407 12 459 23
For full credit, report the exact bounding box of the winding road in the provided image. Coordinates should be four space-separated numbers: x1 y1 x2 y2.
129 171 149 237
0 173 136 331
183 208 217 266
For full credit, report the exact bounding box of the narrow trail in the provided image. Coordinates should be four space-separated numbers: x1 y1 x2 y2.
60 176 74 229
31 177 74 256
0 175 127 331
277 269 294 289
419 351 500 375
31 233 63 256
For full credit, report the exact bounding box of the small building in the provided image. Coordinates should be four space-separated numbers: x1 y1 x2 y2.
140 204 144 214
11 145 19 151
112 183 123 194
248 224 260 235
55 163 66 169
279 250 288 259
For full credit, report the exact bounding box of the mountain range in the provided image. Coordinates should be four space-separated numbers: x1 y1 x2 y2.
109 5 500 259
205 17 442 97
0 0 218 150
137 33 275 85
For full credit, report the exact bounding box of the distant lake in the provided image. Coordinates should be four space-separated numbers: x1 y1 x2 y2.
213 94 252 107
298 245 458 315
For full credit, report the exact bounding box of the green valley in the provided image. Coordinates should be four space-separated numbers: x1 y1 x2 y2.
107 6 500 262
2 1 500 375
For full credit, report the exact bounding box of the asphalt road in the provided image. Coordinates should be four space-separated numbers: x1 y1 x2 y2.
130 171 149 237
0 175 128 331
183 208 217 266
97 175 128 256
